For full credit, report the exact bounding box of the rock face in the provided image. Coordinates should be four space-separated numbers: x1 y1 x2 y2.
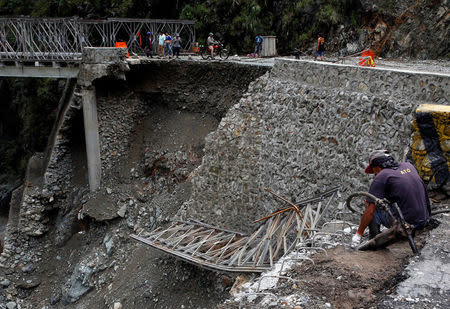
387 1 449 59
0 59 268 243
322 0 449 59
127 60 270 119
181 59 450 233
360 0 449 59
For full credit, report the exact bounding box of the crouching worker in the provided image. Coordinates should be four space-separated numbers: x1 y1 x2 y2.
351 150 430 248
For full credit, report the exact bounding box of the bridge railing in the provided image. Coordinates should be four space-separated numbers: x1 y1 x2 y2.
0 18 196 63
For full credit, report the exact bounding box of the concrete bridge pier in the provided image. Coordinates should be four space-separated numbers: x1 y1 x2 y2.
81 86 102 191
77 47 130 191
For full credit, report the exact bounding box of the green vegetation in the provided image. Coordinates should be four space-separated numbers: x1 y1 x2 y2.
0 78 61 181
180 0 363 53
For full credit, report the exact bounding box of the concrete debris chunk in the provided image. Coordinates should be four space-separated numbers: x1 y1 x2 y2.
117 205 127 218
0 278 11 287
103 234 114 256
17 277 41 289
6 302 16 309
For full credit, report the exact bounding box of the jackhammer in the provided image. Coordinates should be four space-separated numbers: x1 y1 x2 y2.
346 192 419 254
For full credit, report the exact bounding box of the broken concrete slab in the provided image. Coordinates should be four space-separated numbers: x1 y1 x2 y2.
82 193 119 221
77 48 130 88
379 214 450 308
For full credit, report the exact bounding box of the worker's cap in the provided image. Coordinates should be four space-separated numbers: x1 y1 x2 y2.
147 31 151 35
175 33 179 36
209 32 214 36
365 149 392 174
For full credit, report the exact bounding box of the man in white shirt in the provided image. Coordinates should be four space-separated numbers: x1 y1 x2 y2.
158 32 166 57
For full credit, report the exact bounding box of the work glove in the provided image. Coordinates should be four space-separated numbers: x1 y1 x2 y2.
351 232 362 248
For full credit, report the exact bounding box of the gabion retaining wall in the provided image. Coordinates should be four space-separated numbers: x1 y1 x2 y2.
182 59 450 233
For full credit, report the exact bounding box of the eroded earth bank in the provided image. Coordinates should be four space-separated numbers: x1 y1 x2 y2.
0 58 449 308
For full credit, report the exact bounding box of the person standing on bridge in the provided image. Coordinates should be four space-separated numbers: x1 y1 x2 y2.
158 32 166 57
314 34 325 61
164 32 173 58
351 150 430 248
145 32 153 58
172 34 182 59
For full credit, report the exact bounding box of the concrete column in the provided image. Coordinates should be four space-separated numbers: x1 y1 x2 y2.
82 86 101 191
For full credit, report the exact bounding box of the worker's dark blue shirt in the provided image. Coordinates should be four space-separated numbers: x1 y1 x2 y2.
369 162 430 226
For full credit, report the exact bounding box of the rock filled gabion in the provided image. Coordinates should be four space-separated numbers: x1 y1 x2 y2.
182 59 450 233
97 94 143 180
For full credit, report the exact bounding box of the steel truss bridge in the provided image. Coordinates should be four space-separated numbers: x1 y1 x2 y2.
0 17 195 77
132 187 340 273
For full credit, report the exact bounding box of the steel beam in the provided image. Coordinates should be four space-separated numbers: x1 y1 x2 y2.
0 65 79 78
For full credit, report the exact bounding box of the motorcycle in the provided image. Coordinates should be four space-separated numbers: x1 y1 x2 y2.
200 42 230 60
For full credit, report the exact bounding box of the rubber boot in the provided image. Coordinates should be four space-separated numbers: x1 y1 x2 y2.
368 220 381 239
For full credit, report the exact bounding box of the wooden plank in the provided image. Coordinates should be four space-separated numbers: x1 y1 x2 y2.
167 226 196 249
252 218 273 264
154 225 191 240
269 240 274 266
147 222 178 241
239 246 261 265
208 235 241 259
176 230 218 255
225 246 244 266
203 233 235 254
202 236 247 259
313 201 323 228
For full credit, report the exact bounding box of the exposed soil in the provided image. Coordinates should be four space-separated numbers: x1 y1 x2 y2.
81 247 231 309
287 242 420 309
24 223 233 308
16 100 228 308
